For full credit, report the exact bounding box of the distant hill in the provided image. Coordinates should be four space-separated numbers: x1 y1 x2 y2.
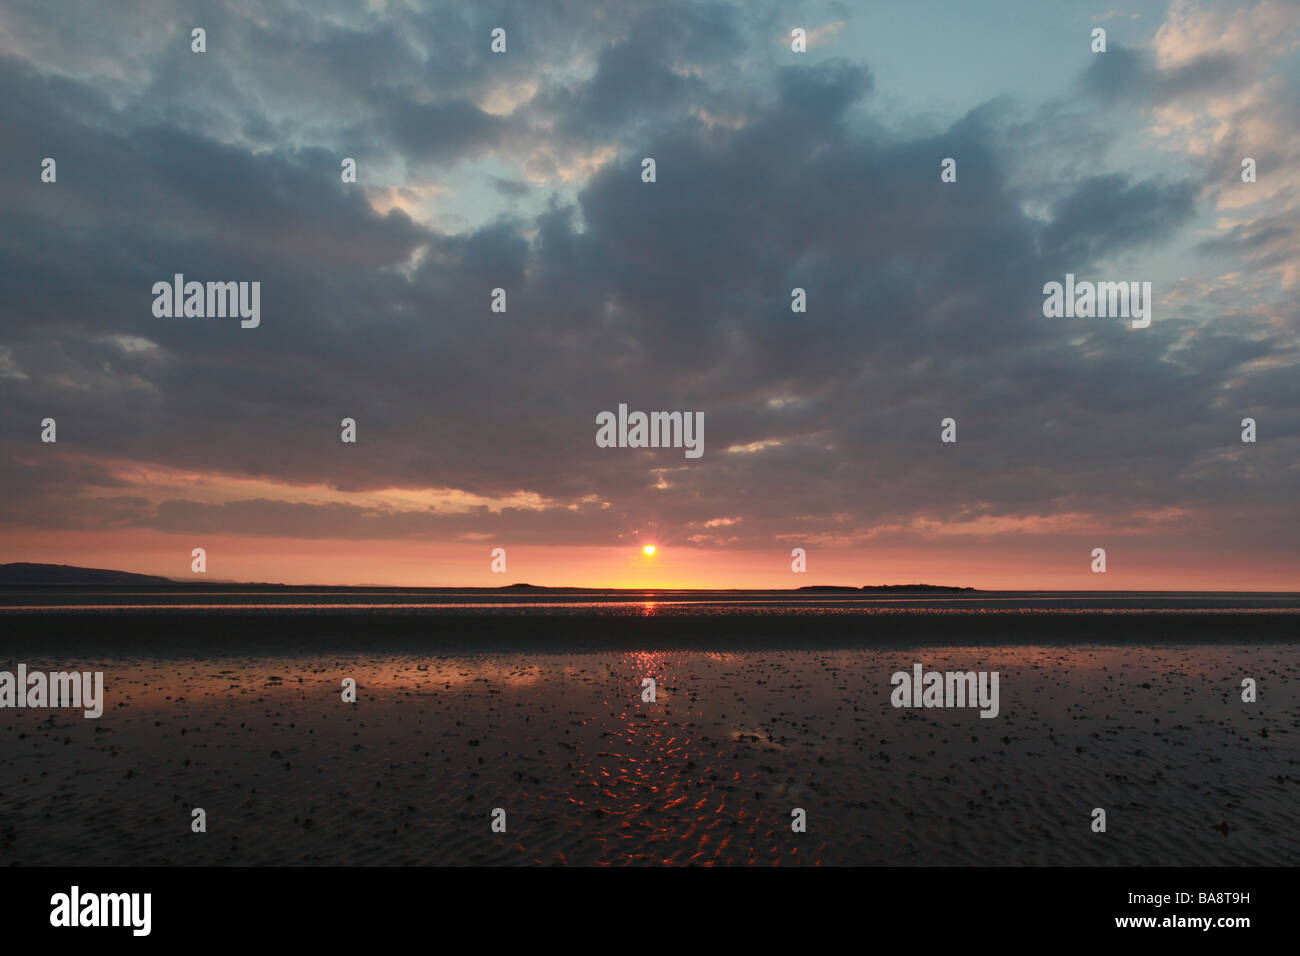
0 565 976 591
0 563 175 585
798 584 977 592
863 584 976 592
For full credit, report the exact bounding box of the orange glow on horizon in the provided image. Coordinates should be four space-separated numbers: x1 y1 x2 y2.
1 528 1297 591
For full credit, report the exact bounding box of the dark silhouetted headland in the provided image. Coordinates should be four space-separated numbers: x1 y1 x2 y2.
0 563 175 586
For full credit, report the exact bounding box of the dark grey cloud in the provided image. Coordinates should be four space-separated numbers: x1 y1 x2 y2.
775 58 872 117
1080 43 1245 104
1041 174 1197 262
492 177 531 197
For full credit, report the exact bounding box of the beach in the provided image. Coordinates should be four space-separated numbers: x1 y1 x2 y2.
0 592 1295 866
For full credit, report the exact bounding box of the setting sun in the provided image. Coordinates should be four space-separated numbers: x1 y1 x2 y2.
643 545 656 556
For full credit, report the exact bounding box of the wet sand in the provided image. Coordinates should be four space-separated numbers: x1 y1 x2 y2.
3 606 1300 657
1 641 1295 866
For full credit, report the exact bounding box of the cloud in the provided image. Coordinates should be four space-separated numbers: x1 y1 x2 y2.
1080 43 1245 104
0 0 1295 574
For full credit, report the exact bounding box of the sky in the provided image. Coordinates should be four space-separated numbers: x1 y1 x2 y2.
0 0 1297 589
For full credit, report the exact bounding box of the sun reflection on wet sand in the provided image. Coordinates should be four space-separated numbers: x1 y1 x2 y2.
0 644 1293 865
